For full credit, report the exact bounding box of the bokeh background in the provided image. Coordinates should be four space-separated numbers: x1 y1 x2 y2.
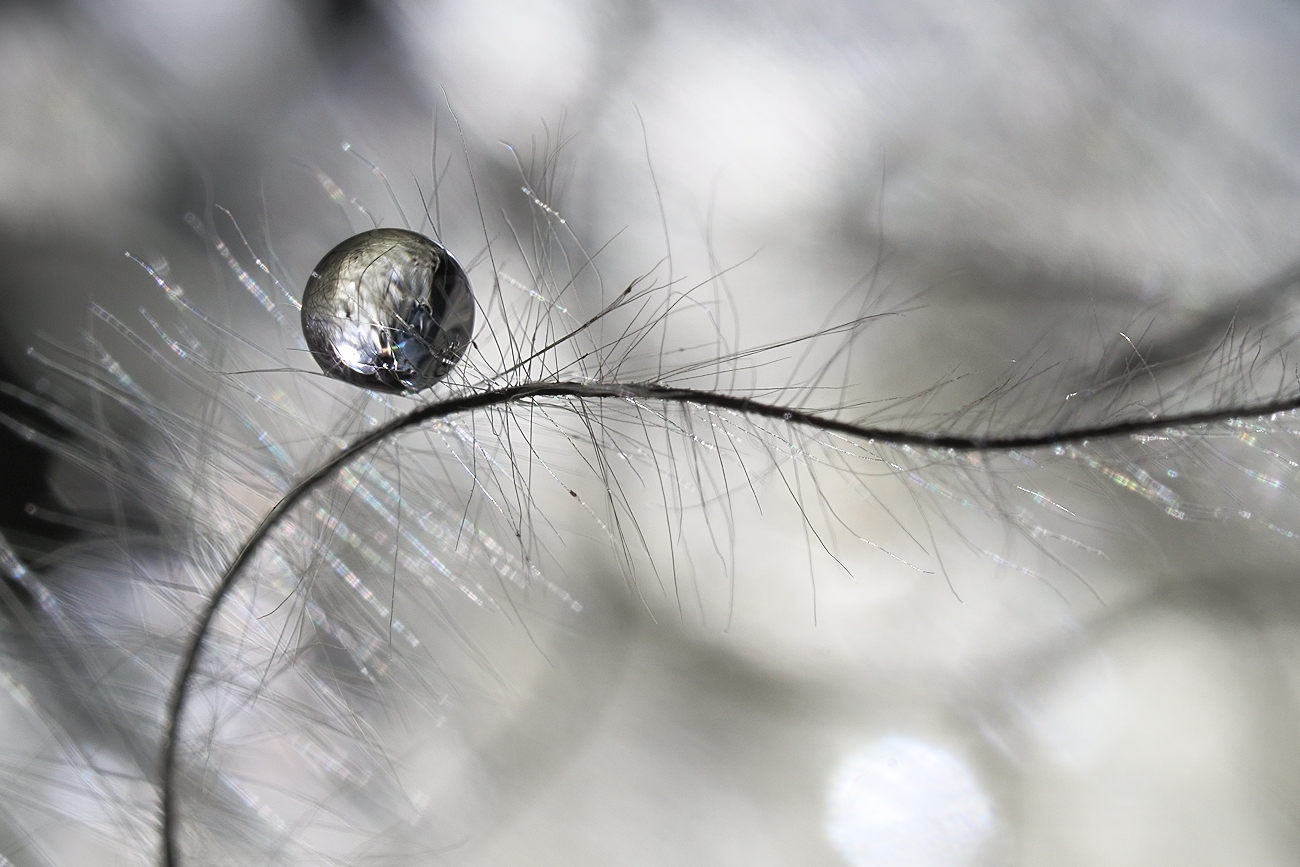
4 1 1300 865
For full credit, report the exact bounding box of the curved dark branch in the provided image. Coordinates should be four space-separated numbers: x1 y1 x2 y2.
159 378 1300 866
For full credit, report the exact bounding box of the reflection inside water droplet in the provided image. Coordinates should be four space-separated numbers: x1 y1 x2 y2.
301 228 474 394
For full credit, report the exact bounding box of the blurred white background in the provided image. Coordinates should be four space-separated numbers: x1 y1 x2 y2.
3 1 1300 865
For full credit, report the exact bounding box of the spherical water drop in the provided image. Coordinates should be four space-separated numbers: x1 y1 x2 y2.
301 228 474 394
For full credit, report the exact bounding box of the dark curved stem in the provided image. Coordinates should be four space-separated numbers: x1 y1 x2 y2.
158 379 1300 866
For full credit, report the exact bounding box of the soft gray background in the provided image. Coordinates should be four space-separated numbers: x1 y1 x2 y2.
4 1 1300 865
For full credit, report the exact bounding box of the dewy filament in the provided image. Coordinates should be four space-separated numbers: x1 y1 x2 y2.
154 221 1300 866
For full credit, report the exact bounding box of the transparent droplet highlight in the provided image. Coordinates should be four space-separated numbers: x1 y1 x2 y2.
301 228 474 394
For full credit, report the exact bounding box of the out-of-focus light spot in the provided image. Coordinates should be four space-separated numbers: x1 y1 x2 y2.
393 0 596 144
1019 652 1121 770
826 736 996 867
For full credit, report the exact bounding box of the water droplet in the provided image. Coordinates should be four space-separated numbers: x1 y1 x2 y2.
301 228 474 394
